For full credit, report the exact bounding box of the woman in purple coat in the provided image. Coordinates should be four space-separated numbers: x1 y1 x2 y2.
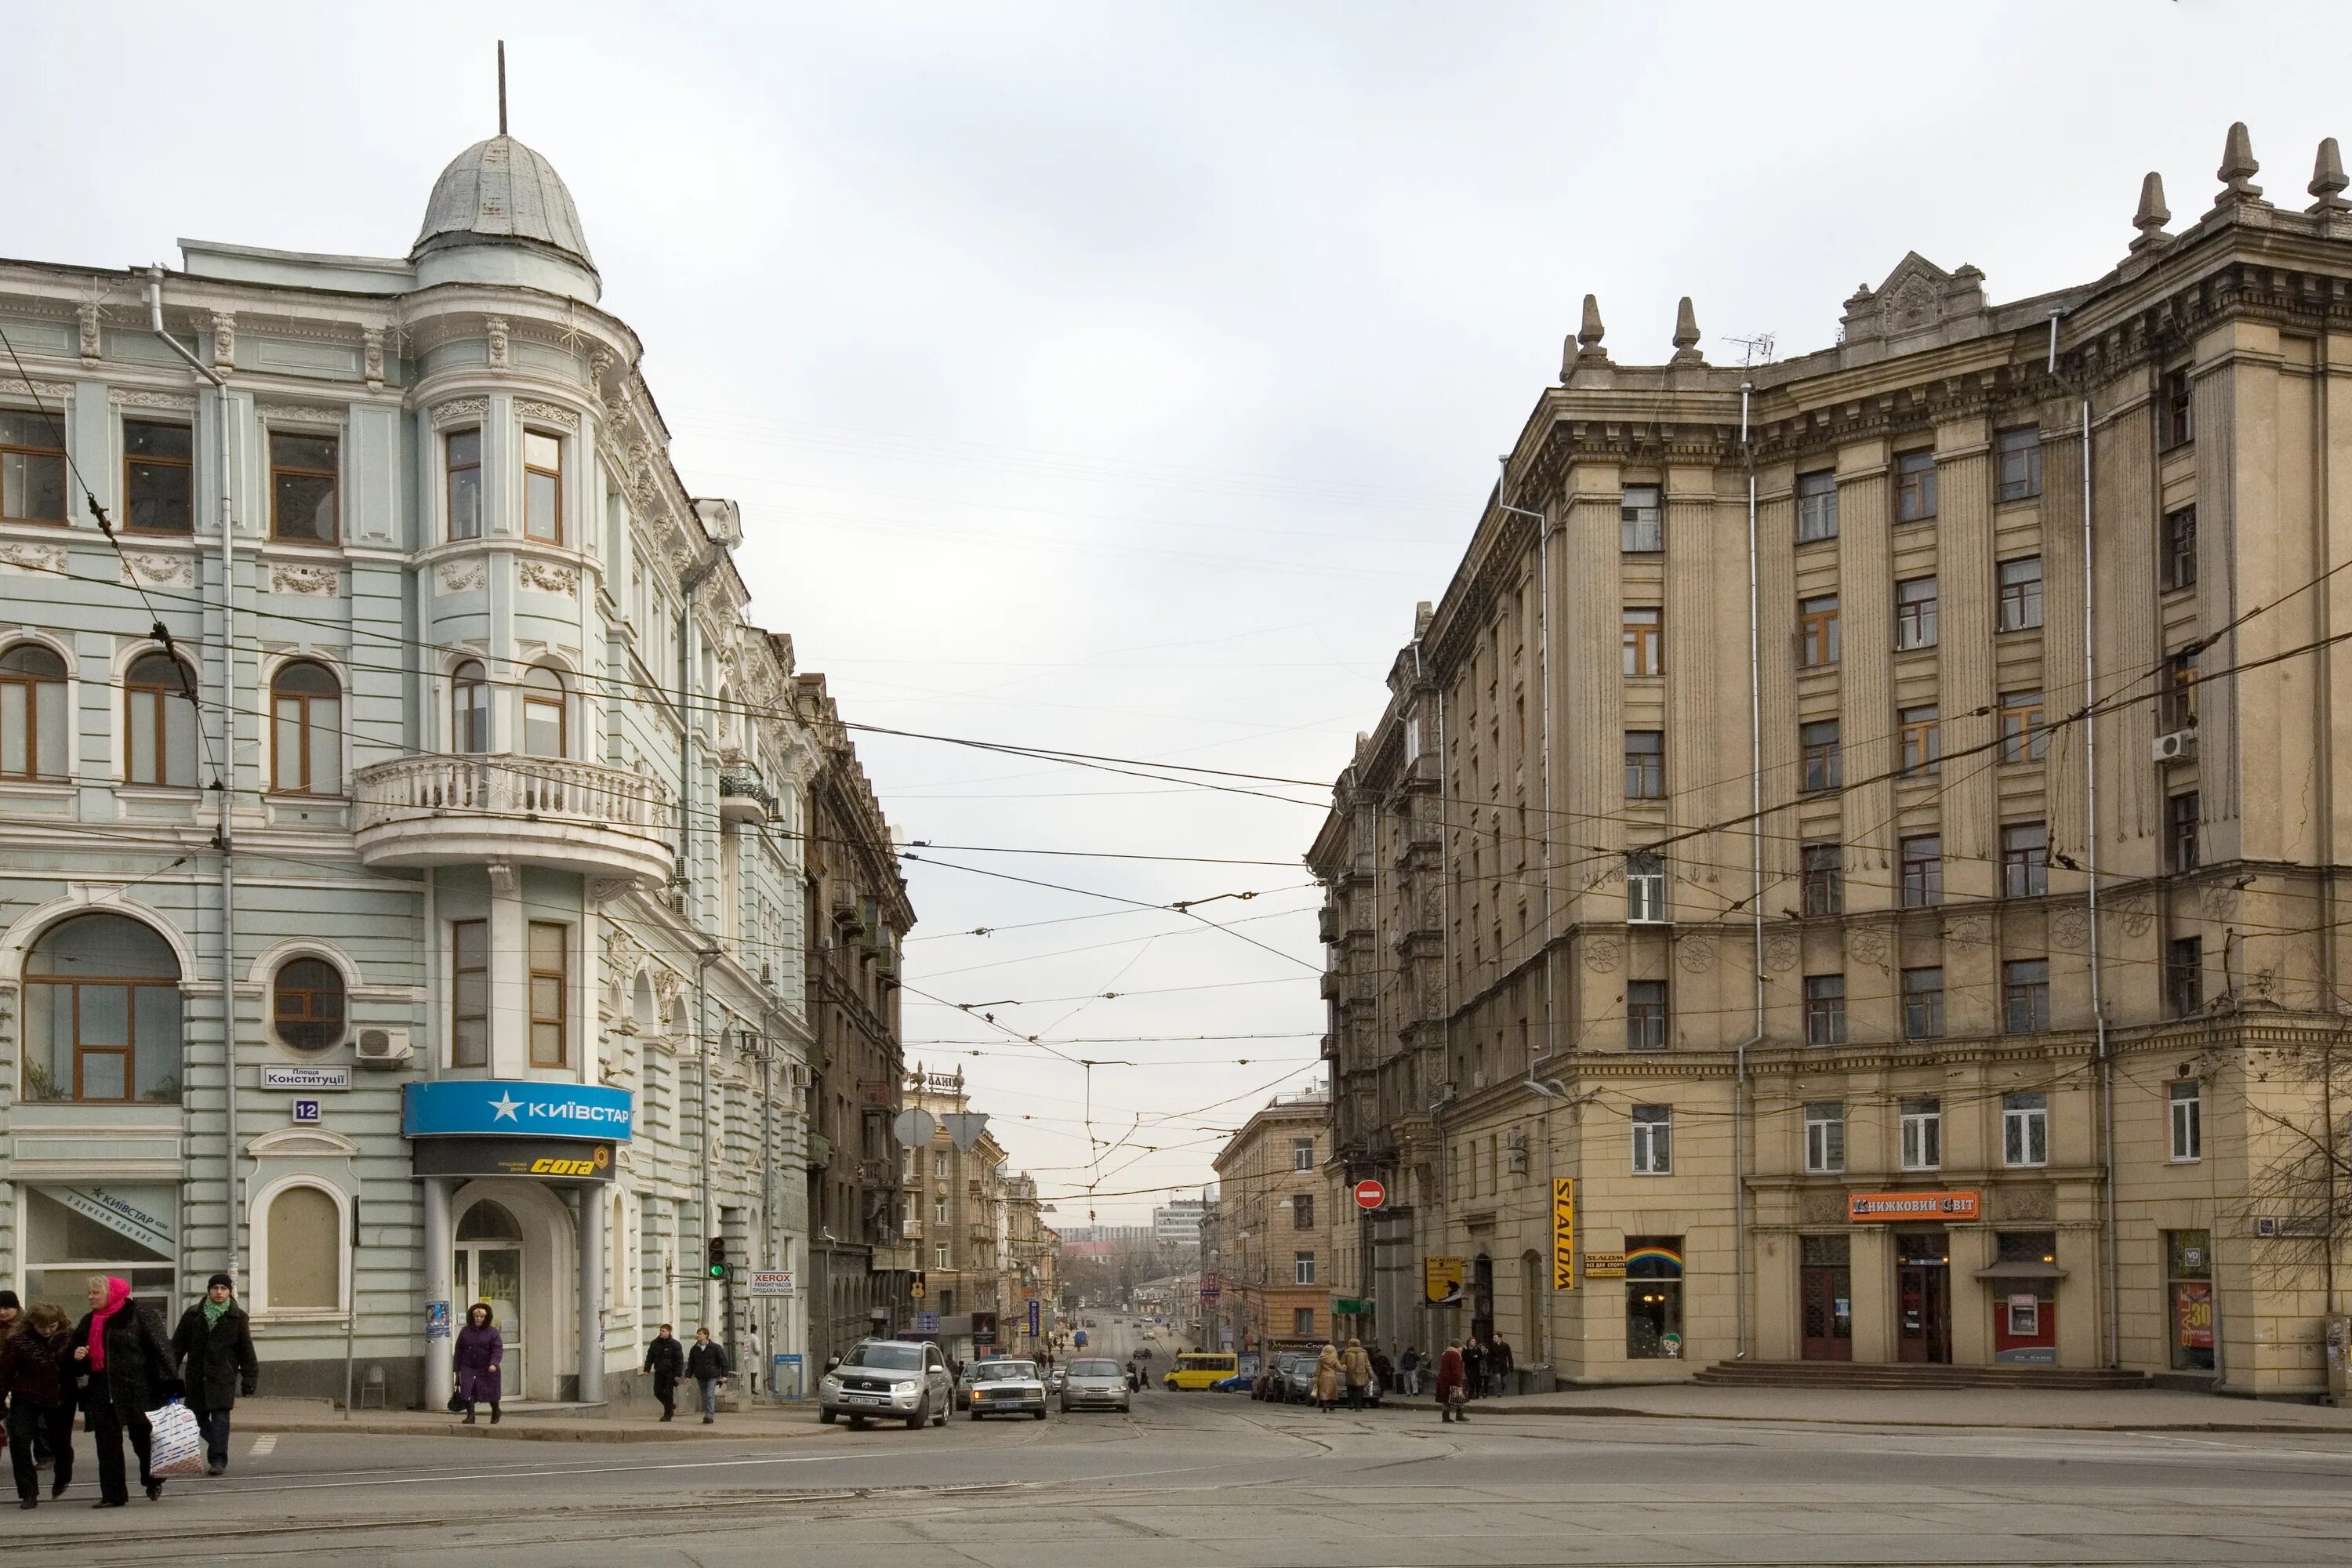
453 1302 503 1425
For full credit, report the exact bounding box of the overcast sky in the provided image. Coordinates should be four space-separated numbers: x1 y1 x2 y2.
11 1 2347 1221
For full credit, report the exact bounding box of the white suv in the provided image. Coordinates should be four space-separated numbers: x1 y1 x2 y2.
818 1338 954 1429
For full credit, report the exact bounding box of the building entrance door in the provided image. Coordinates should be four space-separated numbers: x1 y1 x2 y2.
1798 1235 1852 1361
455 1199 525 1396
1894 1232 1951 1364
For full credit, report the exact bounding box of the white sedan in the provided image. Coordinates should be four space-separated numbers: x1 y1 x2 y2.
966 1357 1049 1420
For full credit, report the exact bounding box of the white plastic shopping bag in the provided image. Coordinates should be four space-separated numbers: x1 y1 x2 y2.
147 1398 205 1477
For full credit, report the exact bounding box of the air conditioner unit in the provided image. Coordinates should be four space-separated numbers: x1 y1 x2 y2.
2153 731 2198 764
354 1027 413 1068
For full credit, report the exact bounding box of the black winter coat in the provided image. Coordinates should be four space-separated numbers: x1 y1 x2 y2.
172 1301 260 1411
70 1300 181 1421
685 1341 731 1381
643 1335 685 1386
0 1322 77 1410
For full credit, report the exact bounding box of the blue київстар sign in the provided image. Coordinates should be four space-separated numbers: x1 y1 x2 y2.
401 1080 634 1142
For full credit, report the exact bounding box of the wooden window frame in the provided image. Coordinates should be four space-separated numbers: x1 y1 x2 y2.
269 661 341 796
1995 427 2042 502
524 430 564 545
2163 504 2198 591
1795 469 1838 542
1799 720 1841 793
1626 982 1668 1052
2002 822 2049 898
1800 843 1843 916
0 408 68 525
2161 365 2194 450
122 419 194 534
1894 576 1937 650
1893 448 1937 523
450 660 489 753
1619 485 1663 554
452 919 488 1069
1998 690 2047 761
0 643 69 782
1804 974 1847 1047
1897 704 1941 776
1623 729 1664 800
272 956 347 1052
2004 959 2050 1035
123 652 196 788
521 666 568 759
1996 556 2044 631
2160 651 2198 733
1900 834 1943 908
529 920 568 1068
2168 791 2200 874
1621 606 1663 676
1798 595 1840 667
1901 967 1945 1041
2167 936 2203 1016
267 429 340 543
445 428 482 542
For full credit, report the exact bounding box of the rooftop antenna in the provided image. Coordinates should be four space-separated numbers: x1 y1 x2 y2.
496 40 507 135
1724 332 1776 369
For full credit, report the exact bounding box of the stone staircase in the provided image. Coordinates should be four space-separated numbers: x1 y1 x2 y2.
1692 1359 2151 1391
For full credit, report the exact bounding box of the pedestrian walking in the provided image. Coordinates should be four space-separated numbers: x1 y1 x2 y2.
641 1324 684 1422
0 1290 17 1481
686 1327 731 1423
1487 1333 1515 1397
169 1274 257 1475
1433 1339 1468 1423
1312 1342 1341 1411
1399 1345 1421 1397
1461 1337 1487 1402
2 1300 78 1508
1370 1346 1394 1396
71 1276 180 1506
1341 1338 1373 1411
453 1302 503 1425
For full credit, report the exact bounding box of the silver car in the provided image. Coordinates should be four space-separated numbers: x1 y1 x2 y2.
1060 1356 1131 1414
817 1338 953 1429
966 1356 1049 1420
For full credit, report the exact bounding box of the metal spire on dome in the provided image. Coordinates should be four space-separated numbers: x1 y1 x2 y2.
498 40 508 136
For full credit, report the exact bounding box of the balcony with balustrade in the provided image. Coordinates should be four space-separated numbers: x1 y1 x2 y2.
352 753 676 885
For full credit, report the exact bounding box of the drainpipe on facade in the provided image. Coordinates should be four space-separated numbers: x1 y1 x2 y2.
1735 372 1764 1360
2048 310 2118 1369
147 267 242 1279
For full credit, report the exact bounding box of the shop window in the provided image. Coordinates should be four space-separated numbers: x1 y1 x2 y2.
1626 981 1668 1052
0 642 70 781
263 1183 344 1312
1804 975 1846 1047
2166 1230 2216 1372
445 427 482 541
1895 575 1938 649
1624 1236 1684 1359
1800 720 1841 793
1995 427 2042 502
2002 1091 2049 1167
1796 470 1838 542
19 1187 176 1309
1626 851 1667 924
124 652 198 787
1622 605 1662 675
524 430 564 543
1632 1104 1672 1174
1620 485 1663 554
268 430 339 543
2002 822 2049 898
2170 1080 2202 1162
1900 835 1942 908
1997 557 2044 630
1804 1102 1846 1174
2004 959 2050 1034
1998 689 2047 761
123 419 193 532
269 661 342 796
1898 705 1941 776
1902 967 1944 1040
451 659 489 753
451 919 488 1069
272 956 347 1051
2164 505 2198 590
1900 1098 1942 1171
1894 448 1937 522
1800 843 1843 916
522 666 568 758
23 913 182 1103
1798 594 1840 666
0 408 67 523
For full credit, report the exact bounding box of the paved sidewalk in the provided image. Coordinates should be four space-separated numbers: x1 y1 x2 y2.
1380 1381 2352 1432
230 1394 836 1443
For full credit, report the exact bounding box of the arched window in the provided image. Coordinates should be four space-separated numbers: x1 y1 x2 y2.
521 666 566 758
23 913 182 1103
270 661 342 795
263 1183 344 1312
0 643 68 781
450 659 488 753
124 652 198 787
273 956 347 1051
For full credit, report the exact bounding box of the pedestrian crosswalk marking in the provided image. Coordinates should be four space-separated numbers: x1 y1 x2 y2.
251 1436 279 1456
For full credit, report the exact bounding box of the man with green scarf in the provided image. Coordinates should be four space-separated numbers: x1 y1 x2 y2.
171 1275 258 1475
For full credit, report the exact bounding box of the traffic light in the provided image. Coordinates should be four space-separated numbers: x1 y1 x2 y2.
707 1236 728 1281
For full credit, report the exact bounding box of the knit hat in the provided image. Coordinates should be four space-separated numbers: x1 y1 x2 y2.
0 1290 19 1311
207 1273 234 1291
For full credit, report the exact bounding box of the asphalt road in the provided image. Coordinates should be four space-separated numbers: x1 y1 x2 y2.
16 1316 2352 1566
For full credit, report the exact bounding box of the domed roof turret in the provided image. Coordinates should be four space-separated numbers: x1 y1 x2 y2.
412 135 597 286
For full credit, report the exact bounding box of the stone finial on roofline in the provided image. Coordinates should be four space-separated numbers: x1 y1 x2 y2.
2309 138 2350 214
1562 292 1611 379
1670 297 1704 366
2216 121 2265 206
2130 172 2172 253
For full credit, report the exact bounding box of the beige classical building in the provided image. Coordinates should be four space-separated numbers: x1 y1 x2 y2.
1207 1091 1338 1352
898 1065 1057 1356
1311 125 2352 1396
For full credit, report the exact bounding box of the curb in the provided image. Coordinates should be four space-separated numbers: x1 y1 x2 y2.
1379 1399 2352 1436
234 1417 832 1444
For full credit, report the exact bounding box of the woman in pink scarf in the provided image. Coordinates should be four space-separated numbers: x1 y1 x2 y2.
71 1276 180 1506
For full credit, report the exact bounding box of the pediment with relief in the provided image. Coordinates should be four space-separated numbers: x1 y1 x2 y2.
1840 252 1988 346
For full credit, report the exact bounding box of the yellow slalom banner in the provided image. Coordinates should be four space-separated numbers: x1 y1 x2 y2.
1552 1178 1576 1290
